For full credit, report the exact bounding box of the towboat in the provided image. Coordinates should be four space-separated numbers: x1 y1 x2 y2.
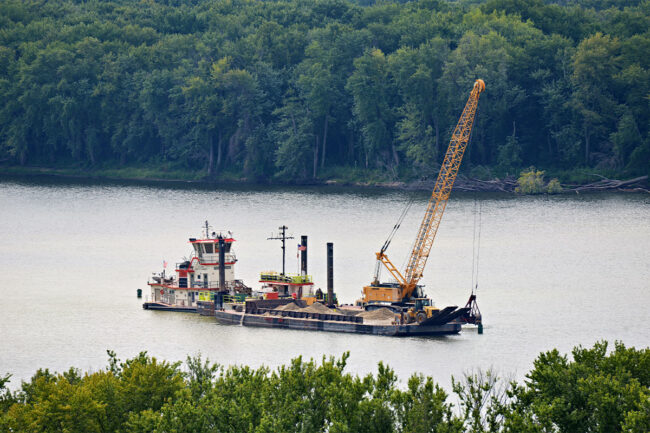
142 221 250 312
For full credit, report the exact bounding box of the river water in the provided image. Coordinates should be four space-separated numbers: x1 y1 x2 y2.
0 176 648 388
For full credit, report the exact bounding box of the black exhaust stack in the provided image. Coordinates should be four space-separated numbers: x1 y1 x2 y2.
219 237 226 292
300 235 308 275
327 242 334 306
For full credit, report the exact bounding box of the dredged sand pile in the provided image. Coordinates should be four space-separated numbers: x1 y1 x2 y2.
275 302 302 311
274 301 342 315
358 308 396 321
302 302 341 315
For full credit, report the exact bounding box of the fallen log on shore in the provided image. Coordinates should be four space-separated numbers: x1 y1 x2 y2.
567 175 649 193
405 176 518 192
454 176 519 192
404 175 648 194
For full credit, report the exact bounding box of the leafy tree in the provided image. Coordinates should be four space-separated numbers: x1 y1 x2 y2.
571 33 621 166
508 341 650 433
0 0 648 184
1 342 649 432
389 38 449 174
274 94 316 179
497 124 523 174
515 167 546 194
347 48 399 172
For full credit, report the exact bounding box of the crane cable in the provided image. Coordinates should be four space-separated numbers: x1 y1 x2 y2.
375 195 415 282
379 173 437 255
375 177 432 282
470 198 482 294
380 196 415 254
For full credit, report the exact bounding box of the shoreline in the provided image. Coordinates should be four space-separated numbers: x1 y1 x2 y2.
0 165 647 194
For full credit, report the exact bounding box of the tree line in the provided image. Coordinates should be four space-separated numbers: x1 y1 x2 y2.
0 0 648 183
0 341 648 432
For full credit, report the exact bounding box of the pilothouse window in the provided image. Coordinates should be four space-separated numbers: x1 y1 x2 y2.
204 243 214 254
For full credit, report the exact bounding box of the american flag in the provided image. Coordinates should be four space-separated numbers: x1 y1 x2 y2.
298 244 307 251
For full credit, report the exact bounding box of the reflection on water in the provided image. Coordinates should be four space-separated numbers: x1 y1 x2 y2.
1 175 648 388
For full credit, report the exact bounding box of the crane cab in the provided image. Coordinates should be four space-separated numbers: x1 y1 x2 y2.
360 282 426 305
361 283 401 303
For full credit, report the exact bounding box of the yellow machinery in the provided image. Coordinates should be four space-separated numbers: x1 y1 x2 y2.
362 79 485 318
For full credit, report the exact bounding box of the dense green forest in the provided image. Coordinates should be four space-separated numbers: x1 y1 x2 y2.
0 0 648 184
0 342 648 432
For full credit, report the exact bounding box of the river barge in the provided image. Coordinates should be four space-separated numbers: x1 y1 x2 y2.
213 298 466 336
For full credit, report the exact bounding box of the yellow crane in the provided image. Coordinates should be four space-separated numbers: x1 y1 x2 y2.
361 79 485 313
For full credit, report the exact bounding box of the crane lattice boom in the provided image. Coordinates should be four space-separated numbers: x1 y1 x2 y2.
367 79 485 304
403 79 484 293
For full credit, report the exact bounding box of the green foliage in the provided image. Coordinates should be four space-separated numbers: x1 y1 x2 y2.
0 374 15 416
1 351 184 433
515 167 546 194
497 132 522 174
508 341 650 433
469 165 494 181
0 0 648 184
0 342 647 432
546 178 562 194
453 370 507 433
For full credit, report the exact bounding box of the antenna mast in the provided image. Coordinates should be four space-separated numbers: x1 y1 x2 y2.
268 225 294 275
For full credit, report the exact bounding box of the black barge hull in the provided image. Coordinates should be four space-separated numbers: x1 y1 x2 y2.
214 310 461 336
142 302 197 313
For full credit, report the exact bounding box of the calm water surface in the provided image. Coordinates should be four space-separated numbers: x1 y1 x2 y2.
0 176 648 388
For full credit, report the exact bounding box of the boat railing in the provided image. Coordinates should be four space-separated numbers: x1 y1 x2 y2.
149 276 175 285
222 293 249 304
259 272 313 284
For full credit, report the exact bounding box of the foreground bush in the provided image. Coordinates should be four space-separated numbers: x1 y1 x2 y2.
0 342 648 433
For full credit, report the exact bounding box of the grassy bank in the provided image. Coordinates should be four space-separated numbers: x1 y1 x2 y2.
0 164 407 189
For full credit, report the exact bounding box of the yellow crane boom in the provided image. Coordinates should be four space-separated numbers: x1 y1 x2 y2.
363 79 485 304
